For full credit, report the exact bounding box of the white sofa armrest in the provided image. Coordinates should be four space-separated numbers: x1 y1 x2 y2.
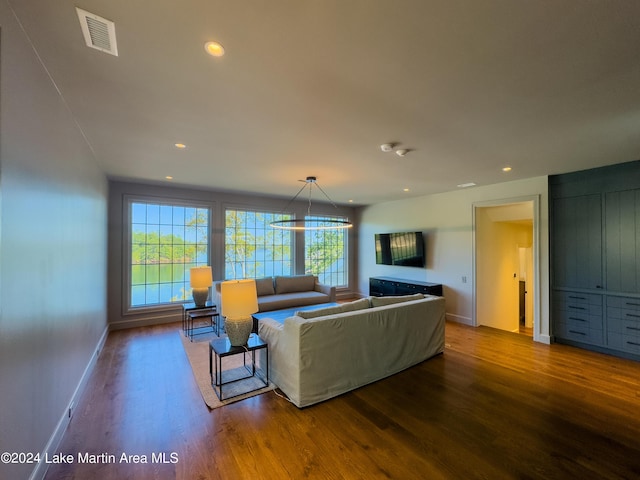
258 316 303 405
258 317 283 336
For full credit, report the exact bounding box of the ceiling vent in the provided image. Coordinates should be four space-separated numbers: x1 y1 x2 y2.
76 8 118 56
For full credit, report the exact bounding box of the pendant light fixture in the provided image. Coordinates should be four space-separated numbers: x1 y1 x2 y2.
270 177 353 230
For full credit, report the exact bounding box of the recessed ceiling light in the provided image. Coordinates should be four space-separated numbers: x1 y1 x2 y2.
165 176 173 180
502 166 512 172
403 188 410 192
457 182 477 188
348 199 354 203
204 41 225 57
174 143 186 149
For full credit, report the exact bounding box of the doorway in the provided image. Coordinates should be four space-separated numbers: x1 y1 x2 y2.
473 197 539 340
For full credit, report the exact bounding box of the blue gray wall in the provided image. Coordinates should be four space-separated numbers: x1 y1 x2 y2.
0 4 108 479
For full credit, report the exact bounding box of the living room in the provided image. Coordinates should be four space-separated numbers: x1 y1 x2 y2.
2 2 640 479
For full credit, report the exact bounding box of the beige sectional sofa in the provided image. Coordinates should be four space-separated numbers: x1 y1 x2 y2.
214 274 335 313
258 293 446 408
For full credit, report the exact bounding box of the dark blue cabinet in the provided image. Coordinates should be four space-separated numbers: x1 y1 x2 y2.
552 194 602 290
550 160 640 361
369 277 443 297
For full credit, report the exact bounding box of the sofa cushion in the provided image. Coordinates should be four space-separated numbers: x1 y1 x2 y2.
275 275 316 294
341 297 371 312
370 293 424 307
296 304 344 319
257 291 328 312
255 277 275 297
295 298 370 319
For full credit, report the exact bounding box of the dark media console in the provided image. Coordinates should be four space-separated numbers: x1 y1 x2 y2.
369 277 443 297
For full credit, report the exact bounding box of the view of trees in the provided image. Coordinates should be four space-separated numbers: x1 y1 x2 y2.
305 218 347 285
225 210 292 279
131 203 209 305
130 203 348 307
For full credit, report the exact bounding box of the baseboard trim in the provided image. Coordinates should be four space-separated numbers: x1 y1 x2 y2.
446 313 473 326
29 325 109 480
109 311 180 330
537 334 552 345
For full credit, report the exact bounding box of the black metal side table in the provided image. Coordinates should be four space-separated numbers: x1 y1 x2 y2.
209 335 269 401
182 302 219 341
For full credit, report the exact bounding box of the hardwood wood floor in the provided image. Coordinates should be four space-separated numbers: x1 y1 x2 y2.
45 321 640 479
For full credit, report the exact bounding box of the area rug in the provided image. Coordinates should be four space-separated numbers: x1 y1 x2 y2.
180 332 275 409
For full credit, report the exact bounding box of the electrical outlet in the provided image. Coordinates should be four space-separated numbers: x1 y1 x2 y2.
68 402 74 418
462 276 467 284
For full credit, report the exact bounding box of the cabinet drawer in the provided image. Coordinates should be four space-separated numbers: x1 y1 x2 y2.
606 296 640 310
607 317 640 335
553 292 603 326
560 292 602 306
605 296 640 353
555 321 603 345
608 331 640 355
553 290 603 345
554 308 602 329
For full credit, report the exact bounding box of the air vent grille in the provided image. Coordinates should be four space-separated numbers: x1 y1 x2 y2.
76 8 118 56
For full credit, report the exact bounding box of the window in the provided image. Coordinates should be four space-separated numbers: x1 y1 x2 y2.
304 216 348 287
225 209 293 279
130 201 209 307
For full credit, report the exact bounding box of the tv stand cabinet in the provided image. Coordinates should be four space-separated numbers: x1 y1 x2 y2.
369 277 443 297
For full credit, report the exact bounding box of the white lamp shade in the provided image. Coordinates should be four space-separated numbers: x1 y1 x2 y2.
220 279 258 317
190 266 212 288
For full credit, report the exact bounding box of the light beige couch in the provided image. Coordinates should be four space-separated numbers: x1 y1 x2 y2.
213 275 335 313
258 293 446 408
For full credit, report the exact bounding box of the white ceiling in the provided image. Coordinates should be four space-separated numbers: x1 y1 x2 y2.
9 0 640 205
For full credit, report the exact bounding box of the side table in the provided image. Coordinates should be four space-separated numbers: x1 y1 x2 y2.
182 301 216 331
182 305 220 341
209 335 269 401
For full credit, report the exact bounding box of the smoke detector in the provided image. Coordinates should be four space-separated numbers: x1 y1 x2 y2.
76 8 118 56
380 143 395 152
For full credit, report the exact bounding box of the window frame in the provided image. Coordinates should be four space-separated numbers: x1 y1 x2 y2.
123 194 213 314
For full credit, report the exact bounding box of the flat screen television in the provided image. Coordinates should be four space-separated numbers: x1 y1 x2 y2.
375 231 425 267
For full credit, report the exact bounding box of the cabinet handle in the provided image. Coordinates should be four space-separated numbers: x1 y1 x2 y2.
568 295 586 300
626 313 640 319
625 326 640 332
568 306 586 310
627 341 640 347
595 285 602 289
625 302 640 307
569 330 586 336
569 317 586 322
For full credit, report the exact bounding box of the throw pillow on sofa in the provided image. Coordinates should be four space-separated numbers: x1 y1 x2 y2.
255 277 275 296
296 304 345 319
340 297 371 312
275 275 316 294
295 297 370 319
370 293 424 307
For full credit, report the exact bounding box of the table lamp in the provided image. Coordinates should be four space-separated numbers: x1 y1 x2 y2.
220 279 258 346
190 266 212 307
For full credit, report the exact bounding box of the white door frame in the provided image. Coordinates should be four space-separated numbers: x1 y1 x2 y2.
472 195 543 343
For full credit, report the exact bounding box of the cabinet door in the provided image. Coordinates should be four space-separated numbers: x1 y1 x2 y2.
605 189 640 293
552 194 602 289
395 283 423 295
369 278 385 297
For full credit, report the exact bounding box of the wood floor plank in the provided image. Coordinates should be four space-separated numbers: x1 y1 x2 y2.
45 322 640 479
